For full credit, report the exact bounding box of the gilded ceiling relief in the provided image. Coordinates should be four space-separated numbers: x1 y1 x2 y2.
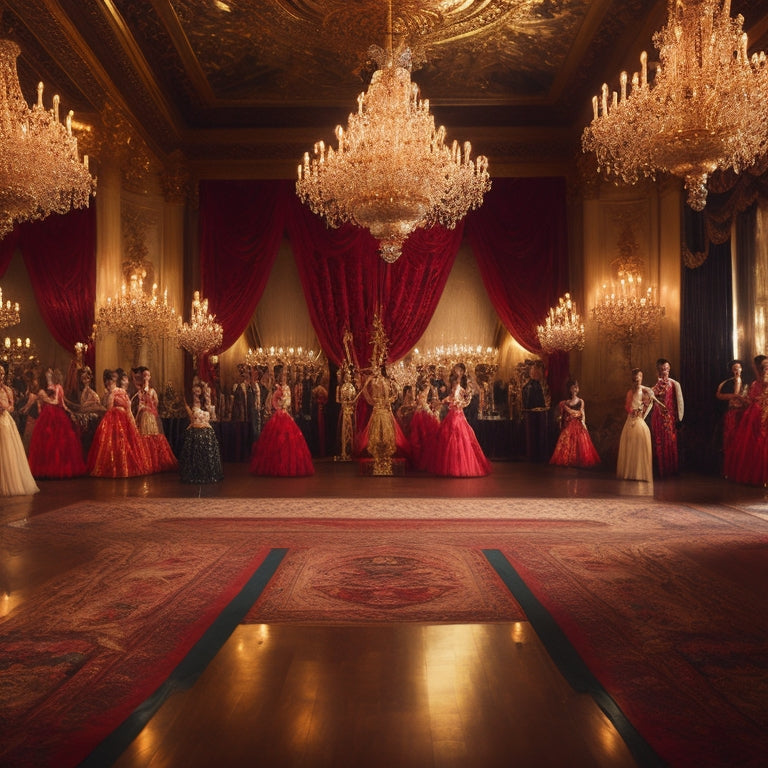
169 0 588 102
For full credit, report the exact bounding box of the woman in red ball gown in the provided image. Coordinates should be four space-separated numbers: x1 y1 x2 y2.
87 368 151 477
27 368 87 479
408 386 440 471
132 366 178 473
549 380 601 468
725 355 768 485
250 367 314 476
430 374 490 477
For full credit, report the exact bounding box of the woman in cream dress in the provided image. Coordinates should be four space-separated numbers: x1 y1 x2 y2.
0 365 39 496
617 368 665 482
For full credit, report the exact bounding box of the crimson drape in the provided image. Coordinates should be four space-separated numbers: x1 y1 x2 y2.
465 177 569 392
16 206 97 369
0 227 21 277
287 193 461 366
198 180 293 352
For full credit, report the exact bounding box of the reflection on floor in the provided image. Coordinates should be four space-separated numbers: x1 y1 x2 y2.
3 460 767 768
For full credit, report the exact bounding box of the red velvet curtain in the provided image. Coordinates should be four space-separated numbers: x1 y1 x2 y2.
198 180 293 352
0 227 21 277
17 206 97 369
465 177 570 391
287 193 461 366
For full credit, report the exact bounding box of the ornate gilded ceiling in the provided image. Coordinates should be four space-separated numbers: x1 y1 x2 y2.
3 0 768 178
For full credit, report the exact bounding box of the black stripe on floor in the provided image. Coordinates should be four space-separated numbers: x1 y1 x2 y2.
483 548 666 768
79 547 288 768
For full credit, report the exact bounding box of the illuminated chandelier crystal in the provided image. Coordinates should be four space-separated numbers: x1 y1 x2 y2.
296 7 490 263
592 269 665 348
245 345 323 373
177 290 223 366
411 343 499 372
0 285 20 329
536 293 585 354
2 335 37 367
94 270 177 361
582 0 768 211
0 39 96 239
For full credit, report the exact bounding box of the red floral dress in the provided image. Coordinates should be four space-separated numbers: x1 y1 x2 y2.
87 387 151 477
549 399 600 468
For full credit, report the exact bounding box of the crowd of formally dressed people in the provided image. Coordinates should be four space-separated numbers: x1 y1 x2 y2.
6 349 768 495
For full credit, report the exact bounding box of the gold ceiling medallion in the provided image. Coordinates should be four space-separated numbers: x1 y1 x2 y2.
582 0 768 211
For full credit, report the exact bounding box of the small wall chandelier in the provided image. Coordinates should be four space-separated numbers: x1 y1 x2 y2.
2 335 37 367
94 270 177 364
592 267 665 367
536 293 585 354
0 285 20 330
582 0 768 211
177 291 223 368
0 39 96 239
296 4 490 263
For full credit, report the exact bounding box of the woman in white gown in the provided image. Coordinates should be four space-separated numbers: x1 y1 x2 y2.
0 365 39 496
616 368 665 482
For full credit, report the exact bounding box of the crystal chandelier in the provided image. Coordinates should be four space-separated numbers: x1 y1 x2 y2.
2 335 37 367
245 345 323 373
592 269 665 354
412 343 499 373
94 270 177 362
296 6 490 263
536 293 585 354
0 39 96 239
177 290 223 367
582 0 768 211
0 285 20 329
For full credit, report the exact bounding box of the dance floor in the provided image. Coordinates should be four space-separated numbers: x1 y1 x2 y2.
1 460 767 768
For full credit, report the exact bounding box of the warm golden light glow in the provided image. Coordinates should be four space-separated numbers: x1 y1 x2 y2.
94 270 177 363
536 293 585 354
582 0 768 210
0 39 95 237
0 285 20 330
296 11 490 263
177 290 223 365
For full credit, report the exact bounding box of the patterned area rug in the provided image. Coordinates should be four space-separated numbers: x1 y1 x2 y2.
0 506 271 768
247 543 523 623
497 503 768 768
2 497 767 768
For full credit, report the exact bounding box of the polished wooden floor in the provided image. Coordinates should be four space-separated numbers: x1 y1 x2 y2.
3 460 766 768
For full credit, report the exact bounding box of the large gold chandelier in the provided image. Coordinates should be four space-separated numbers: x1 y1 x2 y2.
536 293 585 354
0 39 95 239
582 0 768 211
296 8 490 263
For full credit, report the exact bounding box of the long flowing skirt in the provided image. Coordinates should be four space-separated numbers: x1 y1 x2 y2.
616 415 653 482
429 409 491 477
0 411 39 496
27 405 87 479
180 426 223 484
550 420 601 468
87 409 150 478
355 406 411 460
409 409 440 471
250 409 314 476
724 403 768 485
142 434 179 473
